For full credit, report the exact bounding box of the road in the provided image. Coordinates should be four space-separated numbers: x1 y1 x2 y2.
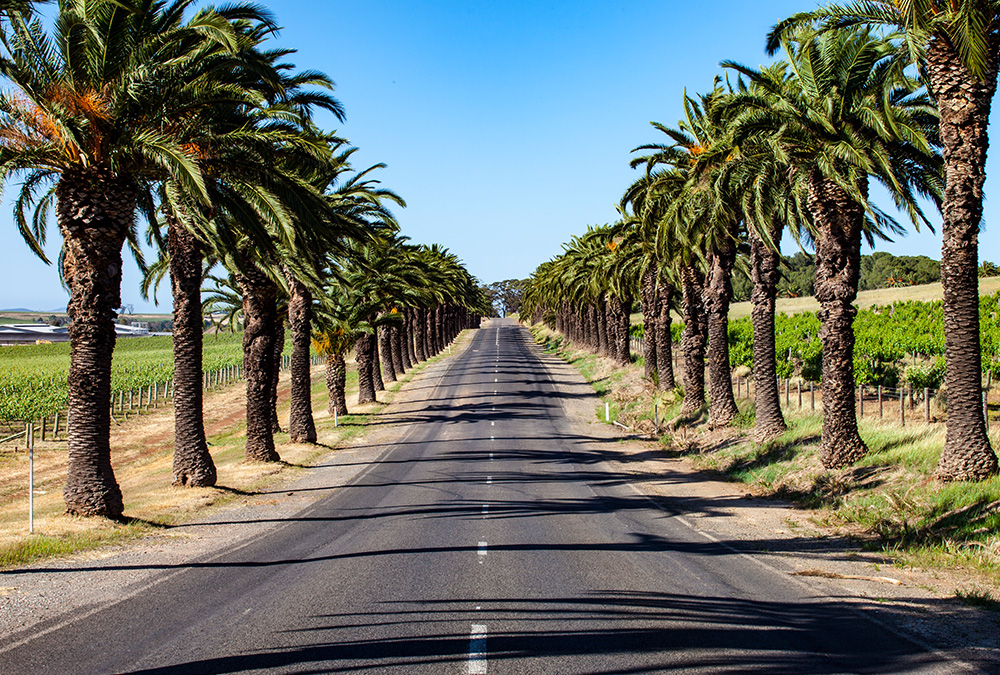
0 319 984 674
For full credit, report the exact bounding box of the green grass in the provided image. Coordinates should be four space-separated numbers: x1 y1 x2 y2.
954 587 1000 611
0 520 158 568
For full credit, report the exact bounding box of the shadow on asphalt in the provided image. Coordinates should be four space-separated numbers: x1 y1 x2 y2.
114 590 970 674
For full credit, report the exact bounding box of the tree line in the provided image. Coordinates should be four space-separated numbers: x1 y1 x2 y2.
523 0 1000 483
1 1 487 519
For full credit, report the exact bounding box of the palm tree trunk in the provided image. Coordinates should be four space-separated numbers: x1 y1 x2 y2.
402 309 418 368
749 222 786 441
413 308 427 362
57 165 133 518
238 266 280 462
424 307 435 356
371 322 386 392
356 332 376 404
270 319 283 433
597 294 609 357
587 303 599 351
286 274 316 444
706 241 739 427
927 35 1000 480
326 353 348 416
393 322 409 372
679 264 707 416
168 219 216 486
655 275 676 390
609 294 631 366
378 320 397 383
434 306 444 352
809 169 867 468
640 267 659 381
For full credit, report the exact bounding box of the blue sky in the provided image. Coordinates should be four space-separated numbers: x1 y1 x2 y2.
0 0 994 312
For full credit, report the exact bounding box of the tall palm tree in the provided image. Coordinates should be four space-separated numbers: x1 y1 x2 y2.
725 27 942 467
769 1 999 480
0 0 246 517
628 137 711 417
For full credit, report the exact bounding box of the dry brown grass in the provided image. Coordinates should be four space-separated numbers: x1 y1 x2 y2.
0 343 442 565
729 276 1000 320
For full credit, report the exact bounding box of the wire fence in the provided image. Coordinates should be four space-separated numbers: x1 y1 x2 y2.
629 336 989 429
0 354 325 447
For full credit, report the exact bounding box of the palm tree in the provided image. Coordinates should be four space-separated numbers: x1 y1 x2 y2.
714 94 809 440
627 137 710 417
725 27 942 467
769 1 999 480
0 0 248 517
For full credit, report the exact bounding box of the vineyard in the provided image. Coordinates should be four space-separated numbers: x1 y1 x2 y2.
632 291 1000 389
0 333 291 423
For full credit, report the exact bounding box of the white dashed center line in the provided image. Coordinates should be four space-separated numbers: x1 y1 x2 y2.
470 624 488 673
486 475 492 484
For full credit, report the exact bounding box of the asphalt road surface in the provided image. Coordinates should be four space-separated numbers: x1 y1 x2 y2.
0 320 986 674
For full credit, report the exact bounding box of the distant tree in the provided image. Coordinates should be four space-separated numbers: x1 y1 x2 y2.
980 261 1000 278
486 279 527 317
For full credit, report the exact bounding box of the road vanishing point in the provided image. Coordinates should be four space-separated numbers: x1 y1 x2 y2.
0 319 988 674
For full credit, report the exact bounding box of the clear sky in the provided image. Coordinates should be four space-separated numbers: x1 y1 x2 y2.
0 0 995 312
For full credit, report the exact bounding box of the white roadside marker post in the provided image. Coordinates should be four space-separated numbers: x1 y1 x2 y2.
28 422 34 534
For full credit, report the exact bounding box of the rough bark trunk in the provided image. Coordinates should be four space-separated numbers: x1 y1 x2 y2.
413 308 427 362
286 274 316 444
326 353 348 416
587 302 597 352
239 266 280 462
57 165 134 518
392 321 408 373
596 295 610 357
640 267 659 381
928 34 1000 480
609 294 631 366
705 240 740 427
434 306 444 352
168 219 216 486
749 223 786 441
655 275 676 390
378 320 397 383
371 320 385 392
809 169 868 468
270 319 283 433
356 332 376 404
679 265 707 416
405 309 418 365
424 307 435 356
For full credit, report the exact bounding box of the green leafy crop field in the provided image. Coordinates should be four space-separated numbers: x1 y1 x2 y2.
0 332 269 421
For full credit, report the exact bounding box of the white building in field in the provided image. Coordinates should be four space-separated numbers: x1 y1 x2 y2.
0 323 157 345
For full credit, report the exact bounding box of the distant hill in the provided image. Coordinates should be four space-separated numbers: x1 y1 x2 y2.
732 251 944 302
729 275 1000 320
0 308 36 312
